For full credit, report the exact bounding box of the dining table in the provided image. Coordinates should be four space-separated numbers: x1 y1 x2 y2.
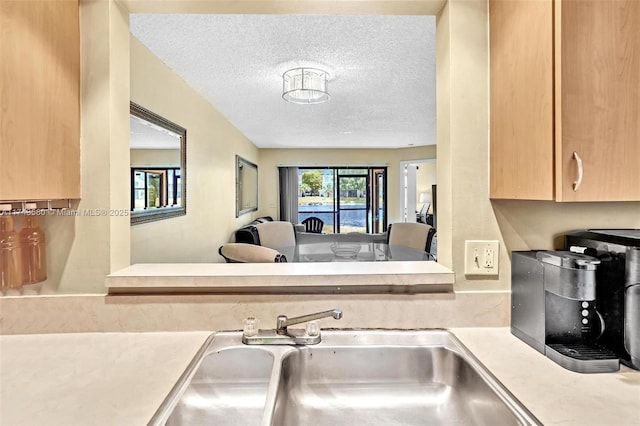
278 241 433 263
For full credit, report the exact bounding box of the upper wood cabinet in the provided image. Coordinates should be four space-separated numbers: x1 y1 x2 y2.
0 0 80 202
490 0 640 202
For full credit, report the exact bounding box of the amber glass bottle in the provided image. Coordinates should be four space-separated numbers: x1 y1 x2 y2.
20 216 47 284
0 215 23 291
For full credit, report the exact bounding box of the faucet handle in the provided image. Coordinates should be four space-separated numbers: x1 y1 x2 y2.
306 320 320 337
243 316 259 337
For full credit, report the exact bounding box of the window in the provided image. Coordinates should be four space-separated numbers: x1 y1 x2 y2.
297 167 387 234
131 167 181 211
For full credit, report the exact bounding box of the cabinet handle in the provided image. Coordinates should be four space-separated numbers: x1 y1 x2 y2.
572 151 583 192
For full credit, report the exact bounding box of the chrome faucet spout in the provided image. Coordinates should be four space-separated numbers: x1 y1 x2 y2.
277 308 342 335
242 308 342 345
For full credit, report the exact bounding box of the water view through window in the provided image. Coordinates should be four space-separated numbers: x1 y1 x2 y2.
298 167 387 234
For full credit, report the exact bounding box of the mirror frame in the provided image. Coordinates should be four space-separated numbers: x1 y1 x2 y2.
130 102 187 225
236 155 258 217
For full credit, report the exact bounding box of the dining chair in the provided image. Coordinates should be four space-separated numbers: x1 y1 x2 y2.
386 222 436 253
218 243 287 263
301 216 324 233
255 221 297 250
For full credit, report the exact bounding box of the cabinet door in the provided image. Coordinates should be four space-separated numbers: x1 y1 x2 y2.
0 0 80 201
557 0 640 201
489 0 554 200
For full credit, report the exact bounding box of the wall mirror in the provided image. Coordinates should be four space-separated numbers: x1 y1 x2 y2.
236 155 258 217
130 102 187 225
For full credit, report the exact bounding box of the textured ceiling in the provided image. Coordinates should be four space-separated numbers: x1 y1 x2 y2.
130 14 436 149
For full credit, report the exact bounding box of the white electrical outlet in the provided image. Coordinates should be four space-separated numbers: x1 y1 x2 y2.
465 240 500 276
484 248 494 268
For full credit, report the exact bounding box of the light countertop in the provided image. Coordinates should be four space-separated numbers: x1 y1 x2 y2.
1 328 638 426
0 332 212 426
452 328 640 426
106 262 454 294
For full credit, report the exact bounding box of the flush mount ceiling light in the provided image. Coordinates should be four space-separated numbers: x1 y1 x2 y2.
282 67 330 104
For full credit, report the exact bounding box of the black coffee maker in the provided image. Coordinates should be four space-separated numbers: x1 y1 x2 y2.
511 250 619 373
565 229 640 371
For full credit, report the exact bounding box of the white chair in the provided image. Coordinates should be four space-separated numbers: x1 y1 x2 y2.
386 222 435 252
255 221 296 250
218 243 287 263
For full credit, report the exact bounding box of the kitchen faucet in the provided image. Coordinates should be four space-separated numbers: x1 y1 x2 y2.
242 308 342 345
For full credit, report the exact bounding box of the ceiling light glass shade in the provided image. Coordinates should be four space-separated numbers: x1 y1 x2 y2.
282 67 330 104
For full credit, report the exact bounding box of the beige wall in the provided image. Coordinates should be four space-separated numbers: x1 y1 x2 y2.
493 201 640 252
258 146 436 223
129 36 259 264
441 0 503 288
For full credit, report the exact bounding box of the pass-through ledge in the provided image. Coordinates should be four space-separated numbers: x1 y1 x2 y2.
106 262 454 295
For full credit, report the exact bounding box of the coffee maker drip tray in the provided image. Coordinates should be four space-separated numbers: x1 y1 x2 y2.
546 343 619 373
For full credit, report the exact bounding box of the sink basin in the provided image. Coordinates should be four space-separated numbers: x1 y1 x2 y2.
274 346 523 425
153 335 275 426
150 330 540 425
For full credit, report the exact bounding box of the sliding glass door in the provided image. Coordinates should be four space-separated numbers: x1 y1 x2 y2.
297 167 387 234
298 168 335 231
337 170 368 233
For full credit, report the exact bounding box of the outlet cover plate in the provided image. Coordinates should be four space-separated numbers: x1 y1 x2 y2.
464 240 500 276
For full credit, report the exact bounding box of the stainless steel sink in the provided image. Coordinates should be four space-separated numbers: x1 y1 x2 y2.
163 345 274 425
150 330 541 426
